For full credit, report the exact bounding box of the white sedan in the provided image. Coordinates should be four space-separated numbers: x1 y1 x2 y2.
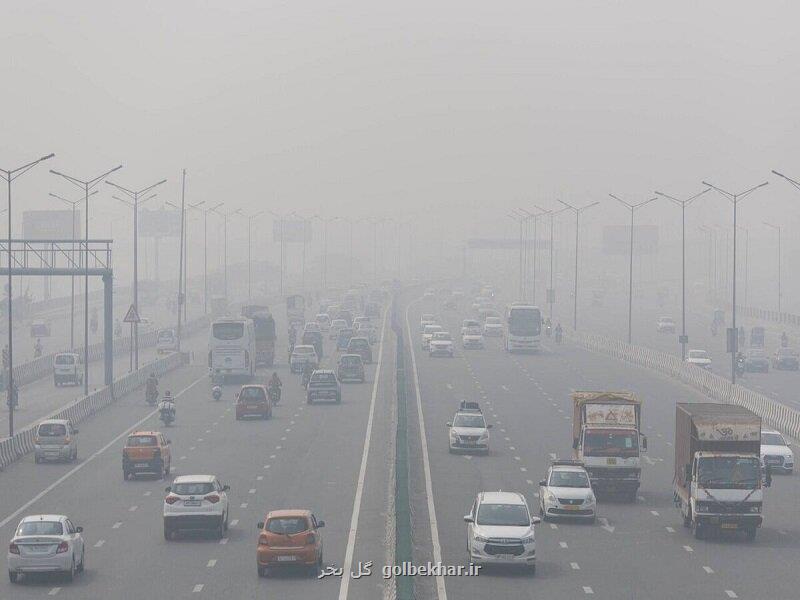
8 515 85 583
483 316 504 336
538 463 596 523
685 349 712 370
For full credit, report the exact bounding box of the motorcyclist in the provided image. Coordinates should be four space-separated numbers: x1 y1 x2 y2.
735 351 746 374
34 338 43 358
146 373 159 403
781 331 789 348
545 318 552 336
158 390 176 421
268 372 282 403
554 323 563 343
212 385 222 401
301 362 314 388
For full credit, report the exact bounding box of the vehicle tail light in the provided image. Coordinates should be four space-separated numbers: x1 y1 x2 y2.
153 448 161 459
64 436 71 443
208 351 212 367
9 543 19 555
34 437 40 444
56 541 69 554
305 532 317 545
258 534 270 546
165 495 180 505
205 494 220 504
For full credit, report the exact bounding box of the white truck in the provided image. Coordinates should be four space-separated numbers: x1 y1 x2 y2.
572 391 646 501
674 403 769 540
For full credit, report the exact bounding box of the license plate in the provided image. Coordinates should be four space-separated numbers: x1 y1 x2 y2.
134 463 148 468
564 505 581 511
606 458 617 465
720 523 738 530
184 500 201 507
277 555 296 562
247 405 259 409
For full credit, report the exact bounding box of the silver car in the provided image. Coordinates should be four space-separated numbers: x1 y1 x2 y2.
8 515 85 583
34 419 78 463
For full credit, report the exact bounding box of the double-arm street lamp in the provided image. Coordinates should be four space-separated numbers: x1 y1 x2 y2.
654 188 710 360
702 180 769 384
1 153 55 436
556 200 599 331
51 163 122 397
609 194 658 344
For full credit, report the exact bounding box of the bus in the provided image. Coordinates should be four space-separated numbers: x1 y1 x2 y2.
505 303 542 353
209 318 256 383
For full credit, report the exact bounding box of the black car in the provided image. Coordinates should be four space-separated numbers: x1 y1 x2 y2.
744 349 769 373
347 337 373 364
307 369 341 404
337 354 365 383
772 348 799 371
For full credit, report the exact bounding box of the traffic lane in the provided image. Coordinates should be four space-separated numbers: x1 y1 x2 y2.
0 327 208 435
0 313 390 599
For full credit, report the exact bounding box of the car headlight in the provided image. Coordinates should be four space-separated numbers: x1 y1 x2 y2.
478 431 489 440
584 493 595 505
542 490 556 503
520 535 535 544
474 534 489 543
749 503 762 513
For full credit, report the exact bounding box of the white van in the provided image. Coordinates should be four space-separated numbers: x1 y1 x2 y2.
53 353 84 387
34 419 78 463
157 328 178 354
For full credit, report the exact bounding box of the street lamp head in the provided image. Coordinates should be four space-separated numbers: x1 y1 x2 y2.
40 153 55 162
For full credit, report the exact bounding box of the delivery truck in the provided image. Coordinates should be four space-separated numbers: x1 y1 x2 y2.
572 391 646 501
673 403 769 540
241 305 276 368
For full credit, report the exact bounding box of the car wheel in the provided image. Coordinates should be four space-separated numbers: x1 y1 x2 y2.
123 469 129 481
164 525 172 541
745 527 757 542
64 557 75 582
224 511 229 532
336 394 341 404
164 462 170 478
693 522 705 540
258 564 268 577
72 448 78 462
216 517 225 540
77 549 85 573
529 564 536 576
35 454 41 464
9 570 19 583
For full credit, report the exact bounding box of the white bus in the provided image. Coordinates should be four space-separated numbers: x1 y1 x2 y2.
209 318 256 383
505 304 542 353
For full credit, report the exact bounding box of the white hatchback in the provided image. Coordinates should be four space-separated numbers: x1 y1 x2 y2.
163 475 230 540
8 515 85 583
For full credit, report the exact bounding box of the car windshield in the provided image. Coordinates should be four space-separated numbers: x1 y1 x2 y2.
173 482 215 496
583 430 639 457
239 387 267 401
331 320 346 328
349 339 369 350
485 317 501 325
453 414 486 428
660 318 674 323
127 435 157 446
549 470 590 488
762 432 787 446
158 331 174 341
294 346 315 355
689 351 708 359
433 333 451 341
476 503 529 527
54 354 75 365
266 516 309 535
341 356 362 367
747 350 765 358
37 423 67 436
697 456 761 489
18 521 63 536
213 322 244 340
463 320 479 327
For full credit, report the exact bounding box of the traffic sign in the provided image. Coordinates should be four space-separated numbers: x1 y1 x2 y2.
123 304 141 324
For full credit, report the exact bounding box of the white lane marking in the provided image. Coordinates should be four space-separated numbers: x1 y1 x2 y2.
144 491 151 496
207 559 217 568
571 562 580 570
219 537 228 545
275 446 282 450
403 300 447 600
702 566 714 574
583 587 594 595
338 308 389 600
0 374 207 531
644 456 655 465
514 456 521 461
549 453 557 460
205 429 211 434
637 496 645 502
263 465 270 469
520 467 527 472
446 383 453 389
598 518 615 533
683 545 693 552
550 523 558 530
500 428 506 433
778 529 788 535
249 489 256 494
501 385 509 391
559 541 568 548
94 539 105 547
129 506 138 512
197 438 204 442
269 455 276 459
230 519 238 527
526 480 534 485
240 503 248 508
180 456 187 460
48 587 61 596
280 437 287 441
284 428 291 433
190 446 196 451
193 584 204 592
290 420 295 425
256 476 263 481
650 510 660 516
665 526 675 533
112 522 122 529
504 437 511 441
725 592 737 598
509 446 515 451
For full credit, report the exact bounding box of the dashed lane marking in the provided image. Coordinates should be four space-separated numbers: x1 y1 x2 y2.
665 527 675 533
270 455 276 459
583 586 594 594
207 559 217 567
559 541 568 548
94 540 105 547
549 453 557 460
230 519 238 527
650 511 660 516
702 566 714 574
520 467 527 472
550 524 558 530
144 491 151 496
193 584 204 593
240 503 248 508
249 489 256 494
219 538 228 545
683 545 693 552
112 522 122 529
263 465 270 469
180 456 187 460
48 587 61 596
257 476 263 481
571 562 580 570
129 506 138 512
725 591 738 598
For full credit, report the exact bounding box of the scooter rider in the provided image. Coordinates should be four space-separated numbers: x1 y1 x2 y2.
301 361 314 388
212 385 222 401
554 322 563 343
545 318 552 337
146 372 159 404
268 372 282 403
34 338 43 358
158 390 176 421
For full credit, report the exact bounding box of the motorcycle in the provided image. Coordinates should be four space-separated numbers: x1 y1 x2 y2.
159 404 175 426
545 323 552 337
301 369 312 389
555 329 563 344
212 386 222 401
268 385 281 406
735 355 746 376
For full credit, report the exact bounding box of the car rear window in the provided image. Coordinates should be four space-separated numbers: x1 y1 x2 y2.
213 322 244 340
312 372 336 384
127 435 158 446
349 339 368 349
18 521 63 536
341 356 361 366
239 387 267 402
265 516 309 535
173 482 215 496
54 354 75 365
37 423 67 437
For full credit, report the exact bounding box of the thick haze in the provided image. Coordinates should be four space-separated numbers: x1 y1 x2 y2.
3 1 800 307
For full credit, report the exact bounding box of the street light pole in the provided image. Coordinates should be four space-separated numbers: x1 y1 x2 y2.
702 180 769 384
556 200 599 331
50 190 97 351
202 203 223 314
654 188 710 360
234 209 264 302
51 163 122 397
1 153 55 436
763 221 781 314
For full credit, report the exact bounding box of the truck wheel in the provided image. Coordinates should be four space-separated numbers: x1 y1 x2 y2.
336 394 341 404
745 527 757 542
683 512 692 528
693 522 705 540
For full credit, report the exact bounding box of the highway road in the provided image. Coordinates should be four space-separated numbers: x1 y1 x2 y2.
405 292 800 600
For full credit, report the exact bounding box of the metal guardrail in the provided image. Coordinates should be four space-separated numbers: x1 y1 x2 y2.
0 351 187 471
566 329 800 443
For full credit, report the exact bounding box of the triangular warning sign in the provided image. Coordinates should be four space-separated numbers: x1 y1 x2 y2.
123 304 141 323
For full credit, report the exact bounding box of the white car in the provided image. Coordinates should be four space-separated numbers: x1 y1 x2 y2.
421 324 443 350
685 349 712 370
156 328 178 354
303 322 322 335
420 313 436 332
315 313 331 332
538 462 596 523
656 317 676 333
429 331 455 357
290 345 319 373
761 429 794 474
483 317 504 337
164 475 230 540
53 352 84 387
448 405 491 452
462 331 484 349
8 515 85 583
353 316 371 330
464 491 540 571
461 319 481 336
329 319 347 340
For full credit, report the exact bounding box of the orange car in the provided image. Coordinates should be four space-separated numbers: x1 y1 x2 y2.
256 509 325 576
122 431 171 480
236 385 272 420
